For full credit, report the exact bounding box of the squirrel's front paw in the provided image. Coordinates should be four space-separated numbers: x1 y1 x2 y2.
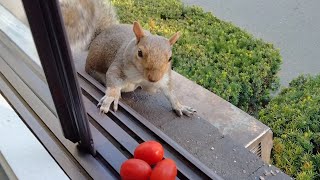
173 104 196 117
97 87 121 114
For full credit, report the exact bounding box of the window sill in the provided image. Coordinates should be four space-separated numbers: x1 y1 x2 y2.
0 95 68 180
0 38 222 180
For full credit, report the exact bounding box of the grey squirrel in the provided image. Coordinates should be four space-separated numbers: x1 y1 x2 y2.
60 0 196 116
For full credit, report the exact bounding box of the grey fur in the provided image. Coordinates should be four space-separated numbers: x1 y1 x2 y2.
60 0 196 116
59 0 118 53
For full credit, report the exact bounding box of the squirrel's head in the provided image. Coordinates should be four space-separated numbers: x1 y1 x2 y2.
131 21 180 83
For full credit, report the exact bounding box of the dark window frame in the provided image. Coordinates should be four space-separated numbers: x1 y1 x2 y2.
21 0 95 154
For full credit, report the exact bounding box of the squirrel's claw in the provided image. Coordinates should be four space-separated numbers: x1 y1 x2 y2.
97 95 113 114
97 96 106 108
113 98 119 112
174 109 183 117
182 105 196 117
174 105 196 117
98 87 121 114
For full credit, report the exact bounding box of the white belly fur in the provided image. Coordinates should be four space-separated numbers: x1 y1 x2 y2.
121 73 170 93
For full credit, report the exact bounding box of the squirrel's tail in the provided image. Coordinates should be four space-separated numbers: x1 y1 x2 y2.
59 0 118 53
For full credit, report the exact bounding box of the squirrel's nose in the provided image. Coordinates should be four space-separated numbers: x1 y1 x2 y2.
148 78 157 83
148 75 158 82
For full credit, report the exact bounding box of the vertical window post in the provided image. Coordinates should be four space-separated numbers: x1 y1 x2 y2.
21 0 95 154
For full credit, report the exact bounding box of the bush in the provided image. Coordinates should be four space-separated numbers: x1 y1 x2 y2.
259 75 320 179
111 0 281 115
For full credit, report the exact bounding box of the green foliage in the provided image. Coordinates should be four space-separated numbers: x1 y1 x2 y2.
259 75 320 179
111 0 281 115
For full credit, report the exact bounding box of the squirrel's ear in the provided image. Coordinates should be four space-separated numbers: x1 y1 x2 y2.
169 32 181 46
133 21 145 42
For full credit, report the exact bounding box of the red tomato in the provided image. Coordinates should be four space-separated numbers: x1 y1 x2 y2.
134 141 164 165
120 159 152 180
150 159 177 180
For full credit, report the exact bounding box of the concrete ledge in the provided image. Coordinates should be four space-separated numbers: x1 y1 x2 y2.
172 71 271 147
74 53 290 179
119 69 273 162
117 71 283 179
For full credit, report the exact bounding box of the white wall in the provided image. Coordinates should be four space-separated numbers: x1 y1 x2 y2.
0 0 28 25
0 95 69 180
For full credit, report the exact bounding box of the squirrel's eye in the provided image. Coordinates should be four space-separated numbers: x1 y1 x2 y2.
168 57 172 62
138 50 143 58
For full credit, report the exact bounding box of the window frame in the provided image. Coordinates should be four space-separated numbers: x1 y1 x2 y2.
20 0 95 154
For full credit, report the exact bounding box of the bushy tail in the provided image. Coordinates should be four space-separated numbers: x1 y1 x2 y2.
59 0 118 53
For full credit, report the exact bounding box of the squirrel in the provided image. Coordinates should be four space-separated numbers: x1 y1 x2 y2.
60 0 196 116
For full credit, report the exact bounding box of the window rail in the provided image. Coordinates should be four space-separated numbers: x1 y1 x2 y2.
21 0 95 154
